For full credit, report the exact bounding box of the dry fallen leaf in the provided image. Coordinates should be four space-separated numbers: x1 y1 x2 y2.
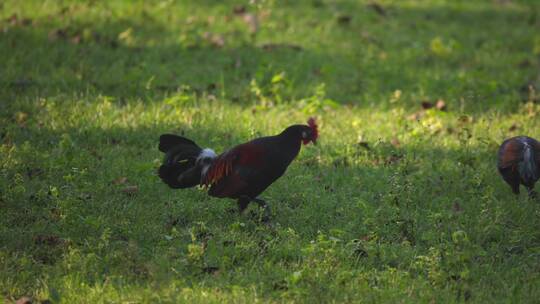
458 115 471 124
203 32 225 47
113 177 128 185
452 201 462 213
33 235 65 246
385 154 402 165
70 34 82 44
367 2 387 16
14 111 28 126
233 5 246 15
260 43 302 51
508 124 519 132
337 15 352 25
8 14 18 25
407 111 424 121
242 13 258 34
48 28 68 41
122 185 139 195
436 99 447 111
16 296 33 304
421 101 434 109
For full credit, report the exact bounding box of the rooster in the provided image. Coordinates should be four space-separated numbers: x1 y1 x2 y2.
158 118 319 218
497 136 539 198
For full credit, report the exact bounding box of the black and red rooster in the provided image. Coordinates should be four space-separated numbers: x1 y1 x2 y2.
497 136 539 198
158 118 319 218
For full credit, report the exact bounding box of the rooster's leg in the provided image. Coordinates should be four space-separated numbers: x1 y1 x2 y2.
251 198 270 221
510 183 520 195
237 197 251 213
527 186 537 199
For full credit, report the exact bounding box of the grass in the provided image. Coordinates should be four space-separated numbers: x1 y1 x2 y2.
1 0 540 302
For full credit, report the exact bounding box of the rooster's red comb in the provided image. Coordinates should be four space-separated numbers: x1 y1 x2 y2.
307 117 318 140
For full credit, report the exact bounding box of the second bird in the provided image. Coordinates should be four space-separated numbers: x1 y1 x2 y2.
158 118 319 219
497 136 540 198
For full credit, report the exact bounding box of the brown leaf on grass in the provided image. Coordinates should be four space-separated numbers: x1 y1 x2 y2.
260 43 303 51
6 14 32 27
202 32 225 47
385 154 402 165
113 177 128 185
7 14 18 25
367 2 387 16
436 99 447 111
33 235 66 247
242 13 258 34
420 99 446 111
508 124 519 132
407 111 424 121
361 235 372 241
202 266 220 274
258 9 272 21
48 28 68 41
14 111 28 126
233 5 246 15
458 115 472 124
122 185 139 195
16 297 33 304
452 201 462 213
421 101 434 109
70 34 82 44
337 15 352 26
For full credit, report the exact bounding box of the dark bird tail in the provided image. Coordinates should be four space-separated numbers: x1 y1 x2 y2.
158 134 217 189
519 142 539 186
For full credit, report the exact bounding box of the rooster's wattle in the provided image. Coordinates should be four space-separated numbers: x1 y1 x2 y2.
497 136 539 198
158 118 319 218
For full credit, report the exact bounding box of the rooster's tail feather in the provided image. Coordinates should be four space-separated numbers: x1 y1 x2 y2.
158 134 216 189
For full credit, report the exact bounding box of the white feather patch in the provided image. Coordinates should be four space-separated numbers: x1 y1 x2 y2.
197 148 217 177
198 148 217 160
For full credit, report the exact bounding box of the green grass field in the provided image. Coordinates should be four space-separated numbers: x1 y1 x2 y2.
2 0 540 302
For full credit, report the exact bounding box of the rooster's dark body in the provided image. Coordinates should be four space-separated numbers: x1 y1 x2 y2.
158 119 318 218
497 136 539 198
